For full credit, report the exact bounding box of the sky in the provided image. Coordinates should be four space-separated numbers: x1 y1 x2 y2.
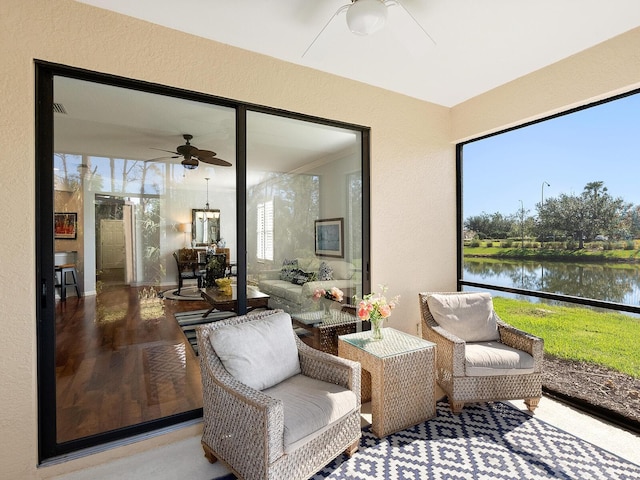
462 91 640 220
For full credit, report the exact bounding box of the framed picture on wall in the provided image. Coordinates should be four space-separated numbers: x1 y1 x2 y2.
315 218 344 258
54 212 77 239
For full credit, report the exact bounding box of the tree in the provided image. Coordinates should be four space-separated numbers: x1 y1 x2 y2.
537 181 629 248
465 212 515 239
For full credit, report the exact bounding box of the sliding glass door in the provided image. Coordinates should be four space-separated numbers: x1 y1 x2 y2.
246 111 364 315
36 63 369 460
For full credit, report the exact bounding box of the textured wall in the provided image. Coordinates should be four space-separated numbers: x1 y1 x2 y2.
0 0 452 477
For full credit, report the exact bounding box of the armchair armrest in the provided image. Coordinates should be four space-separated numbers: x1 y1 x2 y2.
425 324 467 378
296 337 361 404
496 318 544 371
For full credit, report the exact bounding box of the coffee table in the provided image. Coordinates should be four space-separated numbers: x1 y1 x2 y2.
200 285 269 317
291 310 367 355
338 327 436 438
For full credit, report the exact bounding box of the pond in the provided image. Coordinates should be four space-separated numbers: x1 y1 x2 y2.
463 258 640 307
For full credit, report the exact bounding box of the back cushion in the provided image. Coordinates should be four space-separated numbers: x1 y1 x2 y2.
209 311 301 390
427 293 500 342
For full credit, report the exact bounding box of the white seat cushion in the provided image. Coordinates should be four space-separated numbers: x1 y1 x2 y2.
427 293 500 342
263 374 357 453
209 311 301 390
465 341 535 376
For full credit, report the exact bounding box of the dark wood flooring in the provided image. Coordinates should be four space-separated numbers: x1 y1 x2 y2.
55 284 207 443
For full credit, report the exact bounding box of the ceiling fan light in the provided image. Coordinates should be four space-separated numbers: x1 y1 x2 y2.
182 158 198 170
346 0 388 36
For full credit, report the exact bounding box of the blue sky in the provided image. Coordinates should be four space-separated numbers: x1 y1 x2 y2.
462 91 640 220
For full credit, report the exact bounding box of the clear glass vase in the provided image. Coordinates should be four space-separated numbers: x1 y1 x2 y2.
370 318 384 341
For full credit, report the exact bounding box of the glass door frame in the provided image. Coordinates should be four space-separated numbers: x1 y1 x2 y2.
35 61 370 461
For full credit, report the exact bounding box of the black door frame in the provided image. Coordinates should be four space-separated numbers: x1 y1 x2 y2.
35 60 371 461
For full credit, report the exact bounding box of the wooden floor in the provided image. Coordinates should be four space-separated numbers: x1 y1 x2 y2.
55 284 208 443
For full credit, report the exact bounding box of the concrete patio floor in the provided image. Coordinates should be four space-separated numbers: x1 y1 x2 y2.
51 394 639 480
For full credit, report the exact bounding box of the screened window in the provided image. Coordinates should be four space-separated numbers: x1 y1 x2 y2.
459 90 640 314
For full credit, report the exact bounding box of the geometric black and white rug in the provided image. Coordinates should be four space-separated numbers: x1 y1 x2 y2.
175 309 236 355
308 401 640 480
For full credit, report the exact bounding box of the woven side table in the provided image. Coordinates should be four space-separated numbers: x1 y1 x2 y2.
338 327 436 438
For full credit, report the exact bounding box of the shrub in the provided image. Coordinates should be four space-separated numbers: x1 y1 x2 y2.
486 241 493 247
469 239 480 248
502 240 513 248
624 240 635 250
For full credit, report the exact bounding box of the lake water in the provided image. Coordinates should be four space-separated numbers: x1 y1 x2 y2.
463 258 640 307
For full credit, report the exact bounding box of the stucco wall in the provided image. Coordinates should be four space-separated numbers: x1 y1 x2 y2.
0 0 452 477
1 0 639 477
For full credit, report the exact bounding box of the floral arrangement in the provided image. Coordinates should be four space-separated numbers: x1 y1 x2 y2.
313 287 344 302
357 285 400 323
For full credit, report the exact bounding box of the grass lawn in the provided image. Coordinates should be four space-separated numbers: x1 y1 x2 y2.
492 296 640 378
465 245 640 262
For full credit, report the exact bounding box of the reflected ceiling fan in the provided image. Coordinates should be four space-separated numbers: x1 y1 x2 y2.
147 134 232 170
303 0 435 57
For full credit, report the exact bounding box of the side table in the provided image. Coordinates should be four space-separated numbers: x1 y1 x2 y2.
338 327 436 438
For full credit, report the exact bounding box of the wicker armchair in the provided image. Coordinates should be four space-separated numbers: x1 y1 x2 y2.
196 310 361 480
419 291 543 414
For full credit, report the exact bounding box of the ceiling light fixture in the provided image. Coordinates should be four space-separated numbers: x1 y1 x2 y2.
346 0 388 36
302 0 435 58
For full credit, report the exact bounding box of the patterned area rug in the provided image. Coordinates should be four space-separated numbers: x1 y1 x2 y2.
175 309 236 355
214 401 640 479
142 342 187 406
309 401 640 479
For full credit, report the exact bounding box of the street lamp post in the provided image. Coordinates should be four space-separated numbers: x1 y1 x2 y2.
519 199 524 248
541 181 550 246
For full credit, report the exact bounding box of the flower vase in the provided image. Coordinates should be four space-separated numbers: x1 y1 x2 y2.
370 318 384 341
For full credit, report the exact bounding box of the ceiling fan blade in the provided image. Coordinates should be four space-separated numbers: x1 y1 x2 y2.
192 148 217 158
177 144 199 156
150 147 181 155
302 4 350 58
199 156 232 167
145 155 180 162
385 0 436 46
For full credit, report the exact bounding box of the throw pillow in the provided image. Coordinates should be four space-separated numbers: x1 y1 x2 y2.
209 311 301 390
292 270 317 285
280 258 299 282
427 292 500 342
318 261 334 281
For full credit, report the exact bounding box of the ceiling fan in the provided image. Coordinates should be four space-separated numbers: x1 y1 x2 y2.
303 0 435 57
147 134 232 170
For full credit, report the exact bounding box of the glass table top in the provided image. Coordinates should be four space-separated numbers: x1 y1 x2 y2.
339 328 435 359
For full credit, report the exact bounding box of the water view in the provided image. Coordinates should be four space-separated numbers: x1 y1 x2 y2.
464 258 640 308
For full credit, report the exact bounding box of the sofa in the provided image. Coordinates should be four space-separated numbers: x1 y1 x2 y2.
258 257 358 313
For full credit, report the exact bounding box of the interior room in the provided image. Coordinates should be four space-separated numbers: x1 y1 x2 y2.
2 1 640 479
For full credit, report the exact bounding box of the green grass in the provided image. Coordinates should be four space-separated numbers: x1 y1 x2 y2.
492 297 640 378
464 245 640 262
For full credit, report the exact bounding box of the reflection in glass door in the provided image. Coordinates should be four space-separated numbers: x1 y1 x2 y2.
52 76 236 443
246 111 364 320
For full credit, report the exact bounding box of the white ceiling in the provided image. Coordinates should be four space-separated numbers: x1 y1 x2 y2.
75 0 640 107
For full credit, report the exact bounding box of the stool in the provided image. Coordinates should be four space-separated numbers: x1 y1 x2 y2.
55 264 81 301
